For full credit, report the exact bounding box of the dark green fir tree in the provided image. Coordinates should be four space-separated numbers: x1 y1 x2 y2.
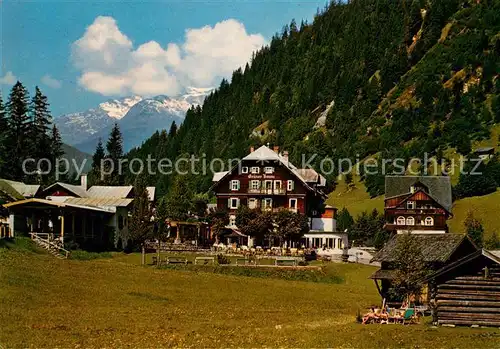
5 81 31 180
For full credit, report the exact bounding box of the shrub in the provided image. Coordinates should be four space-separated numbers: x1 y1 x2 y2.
69 250 113 260
161 264 344 284
216 254 230 265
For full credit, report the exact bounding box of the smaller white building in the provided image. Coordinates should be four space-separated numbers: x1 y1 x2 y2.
304 205 348 255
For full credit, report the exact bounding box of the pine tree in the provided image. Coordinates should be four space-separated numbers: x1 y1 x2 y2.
464 211 484 248
50 125 64 181
105 123 124 185
30 87 52 154
129 175 153 264
89 138 105 185
0 95 7 175
5 81 31 179
30 87 53 183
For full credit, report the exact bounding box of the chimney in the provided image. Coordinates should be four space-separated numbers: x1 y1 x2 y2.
250 146 255 153
81 174 88 191
273 145 279 153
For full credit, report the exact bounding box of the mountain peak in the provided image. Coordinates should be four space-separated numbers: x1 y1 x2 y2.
98 96 143 119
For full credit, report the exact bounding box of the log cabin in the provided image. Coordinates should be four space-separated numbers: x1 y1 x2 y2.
426 249 500 327
370 234 478 305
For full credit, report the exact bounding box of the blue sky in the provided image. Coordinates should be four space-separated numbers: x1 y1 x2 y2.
0 0 326 116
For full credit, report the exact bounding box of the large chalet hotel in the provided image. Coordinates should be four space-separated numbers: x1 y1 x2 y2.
211 145 347 250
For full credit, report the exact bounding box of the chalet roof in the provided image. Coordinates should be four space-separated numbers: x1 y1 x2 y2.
0 179 40 200
425 249 500 282
86 186 133 198
242 145 294 165
44 182 89 198
85 186 155 201
385 176 452 212
372 233 470 263
212 171 229 182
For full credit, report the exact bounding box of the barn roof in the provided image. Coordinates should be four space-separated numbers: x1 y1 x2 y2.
372 234 471 263
425 249 500 282
385 176 452 212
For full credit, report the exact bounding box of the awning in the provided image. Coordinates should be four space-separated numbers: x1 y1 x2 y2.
369 269 396 280
3 198 113 213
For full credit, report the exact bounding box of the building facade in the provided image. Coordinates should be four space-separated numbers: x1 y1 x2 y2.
212 145 347 248
384 176 453 234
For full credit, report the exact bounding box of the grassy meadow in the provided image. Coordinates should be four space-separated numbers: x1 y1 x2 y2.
1 240 499 348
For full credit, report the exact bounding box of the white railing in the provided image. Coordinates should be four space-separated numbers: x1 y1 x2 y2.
30 232 70 259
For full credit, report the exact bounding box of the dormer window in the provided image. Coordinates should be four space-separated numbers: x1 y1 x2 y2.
407 201 415 209
250 167 260 174
264 167 274 174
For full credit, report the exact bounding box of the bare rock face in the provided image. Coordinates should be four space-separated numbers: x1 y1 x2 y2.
314 100 335 128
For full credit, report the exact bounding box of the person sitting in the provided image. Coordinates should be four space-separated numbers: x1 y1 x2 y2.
362 307 379 324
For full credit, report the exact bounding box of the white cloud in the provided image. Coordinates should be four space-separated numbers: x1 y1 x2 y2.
0 71 17 85
72 16 266 96
41 74 62 89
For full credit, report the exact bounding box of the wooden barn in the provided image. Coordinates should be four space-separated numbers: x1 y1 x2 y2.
427 249 500 327
370 234 478 304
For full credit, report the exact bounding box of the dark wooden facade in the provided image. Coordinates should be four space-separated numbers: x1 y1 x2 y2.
213 157 324 217
427 250 500 327
385 190 451 233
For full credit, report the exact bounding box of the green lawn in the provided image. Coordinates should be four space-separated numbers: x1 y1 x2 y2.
1 240 499 348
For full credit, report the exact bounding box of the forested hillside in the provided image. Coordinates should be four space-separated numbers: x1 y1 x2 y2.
126 0 500 197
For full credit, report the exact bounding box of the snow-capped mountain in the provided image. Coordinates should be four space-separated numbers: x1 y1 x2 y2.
60 88 211 153
55 96 143 145
99 96 143 119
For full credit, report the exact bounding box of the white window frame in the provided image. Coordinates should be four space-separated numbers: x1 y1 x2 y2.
274 180 282 192
264 166 274 174
228 198 240 209
289 198 297 212
425 216 434 226
262 198 273 210
407 201 416 209
230 180 240 191
248 198 257 209
229 215 236 227
250 180 260 190
250 167 260 174
406 216 415 226
397 216 406 225
241 166 248 174
287 180 294 191
264 180 273 193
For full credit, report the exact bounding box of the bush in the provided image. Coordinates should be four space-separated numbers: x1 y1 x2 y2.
160 264 344 284
216 254 230 265
0 237 45 254
69 250 113 260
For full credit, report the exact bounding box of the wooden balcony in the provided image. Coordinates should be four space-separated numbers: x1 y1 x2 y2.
247 188 287 195
384 223 447 231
